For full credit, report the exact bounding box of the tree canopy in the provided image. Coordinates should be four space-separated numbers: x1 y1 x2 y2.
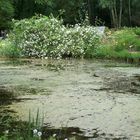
0 0 14 29
0 0 140 29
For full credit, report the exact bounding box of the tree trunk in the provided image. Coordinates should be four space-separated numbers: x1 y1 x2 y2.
119 0 123 28
113 0 118 28
111 8 116 28
128 0 132 26
87 0 94 25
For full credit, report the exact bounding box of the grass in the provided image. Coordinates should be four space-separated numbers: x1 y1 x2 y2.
0 111 41 140
93 27 140 61
0 108 71 140
0 39 20 58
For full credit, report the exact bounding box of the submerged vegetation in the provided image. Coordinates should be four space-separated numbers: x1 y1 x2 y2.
0 107 85 140
0 109 43 140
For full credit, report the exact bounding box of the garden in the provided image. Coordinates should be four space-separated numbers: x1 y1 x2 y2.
0 16 140 61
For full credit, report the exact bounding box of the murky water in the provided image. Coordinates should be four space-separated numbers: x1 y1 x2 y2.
0 59 140 140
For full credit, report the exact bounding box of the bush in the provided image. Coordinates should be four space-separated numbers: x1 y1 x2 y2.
10 15 100 58
0 39 20 58
113 28 140 52
134 27 140 36
93 28 140 60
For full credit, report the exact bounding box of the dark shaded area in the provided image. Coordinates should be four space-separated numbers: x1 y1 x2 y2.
103 74 140 94
41 127 128 140
0 86 17 136
0 85 36 138
0 86 15 105
0 59 32 66
0 0 140 29
0 30 7 39
42 127 88 140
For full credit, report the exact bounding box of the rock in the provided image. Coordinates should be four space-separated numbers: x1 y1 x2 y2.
94 26 105 37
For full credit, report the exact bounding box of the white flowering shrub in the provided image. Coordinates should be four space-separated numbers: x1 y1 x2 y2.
11 15 100 58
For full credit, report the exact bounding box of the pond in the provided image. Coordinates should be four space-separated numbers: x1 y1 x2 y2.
0 58 140 140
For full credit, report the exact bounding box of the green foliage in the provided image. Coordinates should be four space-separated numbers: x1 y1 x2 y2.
0 109 43 140
13 0 49 19
0 109 74 140
114 28 140 51
0 40 20 58
99 0 113 9
94 28 140 60
0 0 139 29
47 0 86 24
1 17 140 61
13 0 86 25
10 15 100 59
134 27 140 36
0 0 14 29
34 0 48 4
94 45 114 58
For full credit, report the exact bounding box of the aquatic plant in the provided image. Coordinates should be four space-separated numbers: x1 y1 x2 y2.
0 109 43 140
0 108 72 140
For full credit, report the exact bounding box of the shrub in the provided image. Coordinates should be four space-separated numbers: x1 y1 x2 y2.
10 15 100 58
113 29 140 52
93 28 140 60
0 39 20 58
93 45 116 58
134 27 140 36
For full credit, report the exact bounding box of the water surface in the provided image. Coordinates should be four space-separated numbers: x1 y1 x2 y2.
0 59 140 139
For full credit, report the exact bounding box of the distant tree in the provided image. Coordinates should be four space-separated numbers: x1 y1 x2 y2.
87 0 95 25
44 0 86 24
99 0 124 28
13 0 51 19
131 0 140 26
128 0 132 26
13 0 43 19
1 0 139 29
34 0 48 4
0 0 14 29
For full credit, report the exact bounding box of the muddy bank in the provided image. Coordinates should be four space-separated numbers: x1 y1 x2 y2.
0 59 140 139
